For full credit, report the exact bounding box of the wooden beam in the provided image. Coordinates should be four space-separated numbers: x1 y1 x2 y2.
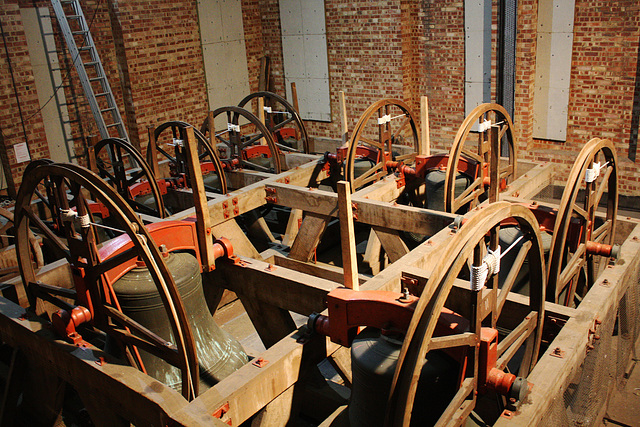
289 212 330 262
502 161 554 200
180 329 341 426
339 91 348 144
238 295 296 349
282 209 303 247
363 228 385 275
183 126 218 271
337 181 359 290
211 220 261 259
420 95 430 156
217 256 338 315
0 297 213 425
372 226 410 263
495 222 640 425
266 250 369 286
265 181 457 236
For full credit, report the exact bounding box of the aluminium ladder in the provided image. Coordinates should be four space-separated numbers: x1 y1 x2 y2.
51 0 128 142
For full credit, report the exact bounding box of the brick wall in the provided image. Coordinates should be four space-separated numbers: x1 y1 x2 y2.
418 1 466 151
107 0 208 153
0 1 50 195
2 0 640 197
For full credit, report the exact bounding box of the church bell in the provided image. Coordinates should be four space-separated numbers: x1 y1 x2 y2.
349 327 459 426
111 250 247 394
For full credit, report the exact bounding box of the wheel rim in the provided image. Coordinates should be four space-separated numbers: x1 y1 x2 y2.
237 91 310 154
202 106 282 174
94 137 166 218
150 120 228 194
445 103 517 213
15 163 199 400
386 202 545 426
345 99 419 192
547 138 618 306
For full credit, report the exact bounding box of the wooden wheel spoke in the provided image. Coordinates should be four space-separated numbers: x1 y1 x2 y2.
242 158 271 173
453 177 483 208
428 332 477 351
359 136 383 149
28 281 76 311
390 116 410 140
557 244 586 295
21 206 70 260
126 170 146 187
215 134 231 147
198 150 211 161
104 305 181 367
156 146 176 163
241 133 265 149
592 165 613 210
94 246 139 278
496 311 538 369
353 162 384 189
271 116 294 132
497 240 532 313
499 164 514 179
591 220 611 243
572 204 588 221
460 148 483 163
395 152 416 163
434 378 476 426
498 123 509 140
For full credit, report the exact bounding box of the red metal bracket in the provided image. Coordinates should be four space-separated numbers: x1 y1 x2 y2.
212 402 232 426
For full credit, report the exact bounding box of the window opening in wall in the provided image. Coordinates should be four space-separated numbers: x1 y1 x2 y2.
21 7 78 163
279 0 331 122
197 0 250 130
533 0 575 142
464 0 492 123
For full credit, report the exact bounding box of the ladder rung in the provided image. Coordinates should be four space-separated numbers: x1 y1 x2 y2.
78 46 93 52
106 123 122 128
95 92 109 97
101 107 116 113
84 61 99 67
72 30 87 35
89 76 105 82
67 15 82 19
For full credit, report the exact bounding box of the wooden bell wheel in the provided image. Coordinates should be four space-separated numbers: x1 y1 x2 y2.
14 163 200 400
237 91 310 154
201 106 282 174
547 138 618 306
0 207 43 283
444 103 517 213
345 99 419 192
94 137 167 218
386 202 545 426
150 120 228 194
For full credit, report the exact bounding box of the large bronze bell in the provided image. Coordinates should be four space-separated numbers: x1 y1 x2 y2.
424 169 471 212
349 327 458 426
111 251 247 394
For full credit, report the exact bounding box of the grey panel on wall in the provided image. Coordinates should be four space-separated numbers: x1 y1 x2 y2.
465 0 492 117
280 0 331 122
533 0 575 141
198 0 250 130
21 7 73 164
